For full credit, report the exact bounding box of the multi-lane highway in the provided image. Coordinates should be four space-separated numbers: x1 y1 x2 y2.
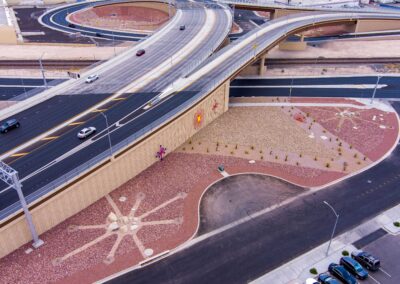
1 4 400 228
0 1 232 219
230 76 400 98
39 0 149 41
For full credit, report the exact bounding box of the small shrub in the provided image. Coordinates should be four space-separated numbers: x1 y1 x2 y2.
308 126 312 130
363 156 367 161
306 112 310 117
216 142 219 147
206 148 209 153
198 141 201 145
235 144 238 150
326 162 330 168
299 153 303 158
259 150 263 154
394 221 400 227
331 158 334 162
314 156 318 161
260 156 264 160
338 147 342 152
296 162 300 166
342 250 349 256
250 145 254 150
329 138 332 142
285 155 288 162
357 161 361 165
336 138 339 141
309 268 318 275
313 119 316 123
275 155 278 160
182 147 186 151
225 144 228 148
354 153 358 158
323 130 326 133
338 152 342 156
270 150 273 155
230 151 234 155
339 142 342 146
191 146 194 150
349 145 353 149
244 150 249 155
281 69 285 73
188 140 192 144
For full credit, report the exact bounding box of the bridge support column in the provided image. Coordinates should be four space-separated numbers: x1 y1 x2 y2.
259 54 267 76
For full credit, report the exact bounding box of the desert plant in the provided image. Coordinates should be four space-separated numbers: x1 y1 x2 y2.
349 145 353 149
182 147 186 151
326 162 330 168
206 148 209 153
250 145 254 150
306 112 310 117
338 152 342 156
260 156 264 160
309 268 318 275
270 150 273 155
329 138 332 142
354 153 358 158
198 141 201 145
235 144 238 150
245 150 249 155
342 250 349 256
191 146 194 150
188 140 192 144
230 151 234 155
363 156 367 161
394 221 400 227
299 153 303 158
275 155 278 160
225 145 228 148
339 142 342 146
314 156 318 161
285 155 288 162
259 150 263 154
296 162 300 166
357 161 361 165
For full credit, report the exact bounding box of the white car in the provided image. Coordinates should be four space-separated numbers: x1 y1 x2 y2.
305 278 318 284
77 127 96 139
85 74 99 83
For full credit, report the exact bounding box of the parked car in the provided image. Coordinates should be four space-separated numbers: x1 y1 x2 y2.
136 49 145 56
318 273 340 284
340 257 368 280
95 32 102 37
328 263 357 284
0 118 20 133
179 25 186 30
351 250 380 271
85 74 99 83
77 127 96 139
68 23 76 28
305 278 318 284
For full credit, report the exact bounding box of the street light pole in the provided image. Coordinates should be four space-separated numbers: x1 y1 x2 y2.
0 161 44 248
39 53 48 89
370 75 382 105
100 112 113 158
289 78 294 99
323 201 339 257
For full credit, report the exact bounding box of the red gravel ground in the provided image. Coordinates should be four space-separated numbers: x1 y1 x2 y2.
69 4 169 32
0 153 343 284
298 106 399 161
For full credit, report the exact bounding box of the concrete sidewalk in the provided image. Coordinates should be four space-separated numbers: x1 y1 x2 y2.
252 204 400 284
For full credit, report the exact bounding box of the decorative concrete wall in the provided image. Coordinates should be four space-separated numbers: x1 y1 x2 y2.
0 82 230 259
355 19 400 33
0 26 17 44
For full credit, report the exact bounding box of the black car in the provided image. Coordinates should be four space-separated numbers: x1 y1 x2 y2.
318 273 340 284
340 257 368 280
95 32 102 37
328 263 357 284
136 49 145 56
179 25 186 30
351 250 380 271
0 118 20 133
68 23 76 28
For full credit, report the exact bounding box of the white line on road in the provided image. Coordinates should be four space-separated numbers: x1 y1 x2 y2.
369 274 381 284
379 267 392 278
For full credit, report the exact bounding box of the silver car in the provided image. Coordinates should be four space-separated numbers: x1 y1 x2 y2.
85 74 99 83
77 127 96 139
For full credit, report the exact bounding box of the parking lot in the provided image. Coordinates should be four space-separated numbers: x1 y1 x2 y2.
359 233 399 284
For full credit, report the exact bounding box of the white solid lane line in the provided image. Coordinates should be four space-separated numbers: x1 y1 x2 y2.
230 84 388 89
379 267 392 278
369 274 381 284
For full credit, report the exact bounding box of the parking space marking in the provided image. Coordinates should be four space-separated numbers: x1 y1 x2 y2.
112 97 126 101
379 267 392 278
41 136 59 141
369 274 381 284
10 152 29 157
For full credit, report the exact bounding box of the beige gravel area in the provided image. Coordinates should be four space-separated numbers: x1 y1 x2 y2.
268 40 400 59
265 66 380 77
180 106 335 161
0 44 131 61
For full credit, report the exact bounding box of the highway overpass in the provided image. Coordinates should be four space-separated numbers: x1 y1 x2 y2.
1 3 400 259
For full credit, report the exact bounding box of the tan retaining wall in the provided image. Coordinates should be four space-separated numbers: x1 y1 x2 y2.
0 26 17 44
0 82 230 259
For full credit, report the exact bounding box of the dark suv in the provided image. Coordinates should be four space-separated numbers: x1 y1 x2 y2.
0 118 20 133
340 256 368 279
328 263 357 284
351 250 380 271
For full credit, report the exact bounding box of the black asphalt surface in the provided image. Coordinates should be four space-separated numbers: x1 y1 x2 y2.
230 76 400 98
109 102 400 284
40 1 148 42
15 7 95 44
0 78 57 100
229 9 266 40
0 2 231 218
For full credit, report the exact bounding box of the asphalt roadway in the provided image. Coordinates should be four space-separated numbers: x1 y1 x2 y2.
2 11 400 219
107 103 400 284
0 2 231 218
0 78 58 100
230 76 400 99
